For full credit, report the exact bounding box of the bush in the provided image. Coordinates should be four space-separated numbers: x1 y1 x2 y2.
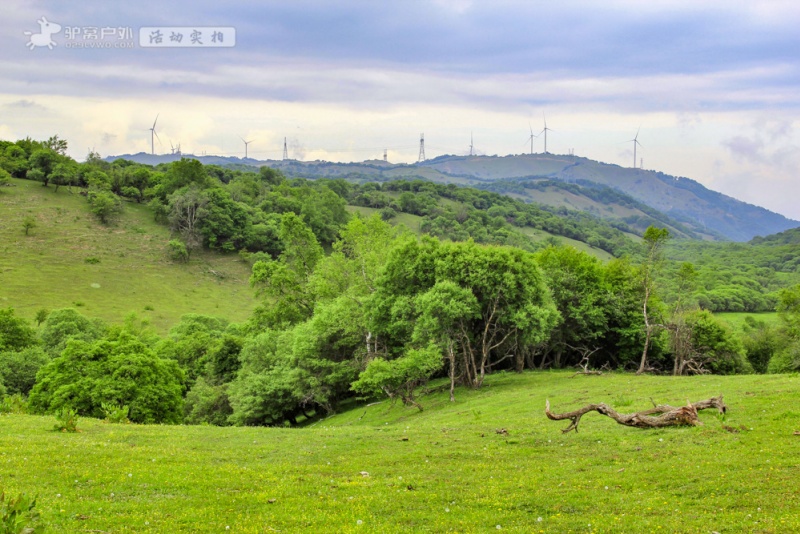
0 490 44 534
0 347 49 396
101 402 131 424
168 239 189 262
0 394 28 415
29 333 185 424
768 341 800 373
53 406 80 432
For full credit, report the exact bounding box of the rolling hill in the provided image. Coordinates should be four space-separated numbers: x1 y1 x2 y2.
108 152 799 242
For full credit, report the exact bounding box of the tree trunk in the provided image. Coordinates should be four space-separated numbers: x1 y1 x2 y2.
447 342 456 402
545 396 726 433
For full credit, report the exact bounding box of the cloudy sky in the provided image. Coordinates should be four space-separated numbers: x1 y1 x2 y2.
2 0 800 219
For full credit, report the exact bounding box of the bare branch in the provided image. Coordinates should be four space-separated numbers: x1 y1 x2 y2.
545 395 726 433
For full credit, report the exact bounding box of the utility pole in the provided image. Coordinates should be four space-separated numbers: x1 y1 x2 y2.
418 133 426 162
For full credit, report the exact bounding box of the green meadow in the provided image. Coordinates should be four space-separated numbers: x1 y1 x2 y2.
3 371 800 533
0 178 255 333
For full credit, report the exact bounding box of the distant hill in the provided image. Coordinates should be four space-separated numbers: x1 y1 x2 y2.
106 152 799 242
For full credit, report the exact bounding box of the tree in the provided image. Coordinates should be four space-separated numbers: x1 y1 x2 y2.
168 185 209 255
29 332 184 424
0 308 37 353
250 213 323 328
28 149 59 186
0 346 49 395
22 215 36 235
39 308 106 357
535 246 608 369
637 226 670 374
351 344 442 411
88 190 122 224
412 281 479 401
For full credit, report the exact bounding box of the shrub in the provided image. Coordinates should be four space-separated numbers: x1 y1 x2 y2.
53 406 80 432
0 491 43 534
101 402 131 424
0 347 49 396
168 239 189 262
0 394 28 415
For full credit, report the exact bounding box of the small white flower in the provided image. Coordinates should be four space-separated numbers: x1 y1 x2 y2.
128 473 133 477
56 494 61 497
537 517 543 522
226 527 230 530
605 486 609 490
658 438 663 442
496 525 502 530
357 519 363 525
445 508 450 512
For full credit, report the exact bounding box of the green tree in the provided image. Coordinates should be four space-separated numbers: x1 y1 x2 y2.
412 281 479 401
351 344 443 411
0 346 49 395
39 308 106 357
0 308 37 353
28 149 60 187
88 190 122 224
250 213 323 328
29 332 184 423
22 215 36 235
535 246 608 369
638 226 670 374
168 185 209 254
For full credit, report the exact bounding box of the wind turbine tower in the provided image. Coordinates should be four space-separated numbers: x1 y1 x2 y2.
540 115 552 154
383 149 387 162
630 128 642 169
418 133 426 162
527 123 538 155
148 114 160 155
240 137 253 159
282 137 289 160
469 132 474 156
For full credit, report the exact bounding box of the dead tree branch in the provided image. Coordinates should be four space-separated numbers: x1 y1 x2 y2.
545 395 727 433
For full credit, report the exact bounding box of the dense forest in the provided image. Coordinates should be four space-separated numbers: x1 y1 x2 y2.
2 136 800 427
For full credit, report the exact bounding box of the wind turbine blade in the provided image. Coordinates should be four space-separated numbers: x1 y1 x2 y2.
152 114 159 129
154 130 162 145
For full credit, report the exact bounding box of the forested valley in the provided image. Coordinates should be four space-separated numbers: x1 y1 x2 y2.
2 136 800 426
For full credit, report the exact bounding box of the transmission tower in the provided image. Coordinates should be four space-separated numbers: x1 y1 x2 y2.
418 133 426 162
282 137 288 160
383 149 387 162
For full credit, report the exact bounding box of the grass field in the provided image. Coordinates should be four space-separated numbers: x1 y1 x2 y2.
0 178 256 333
3 371 800 532
716 312 781 330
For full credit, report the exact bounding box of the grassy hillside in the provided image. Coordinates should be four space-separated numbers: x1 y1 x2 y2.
0 178 256 333
3 371 799 532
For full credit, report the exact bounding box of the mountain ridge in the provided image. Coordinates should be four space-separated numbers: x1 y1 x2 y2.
106 152 799 242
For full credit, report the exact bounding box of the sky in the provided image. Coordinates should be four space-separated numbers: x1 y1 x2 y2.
2 0 800 220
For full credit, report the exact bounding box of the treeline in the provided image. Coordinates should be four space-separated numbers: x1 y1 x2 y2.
665 239 800 313
2 135 799 314
4 213 800 426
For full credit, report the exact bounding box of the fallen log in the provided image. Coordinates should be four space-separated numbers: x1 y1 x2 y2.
545 395 726 433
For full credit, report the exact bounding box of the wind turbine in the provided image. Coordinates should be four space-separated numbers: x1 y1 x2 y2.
629 128 642 169
148 114 160 155
240 137 253 159
526 123 538 155
539 114 553 154
469 132 474 156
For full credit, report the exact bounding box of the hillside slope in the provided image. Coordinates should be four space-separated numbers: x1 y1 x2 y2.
109 152 798 241
0 178 255 332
